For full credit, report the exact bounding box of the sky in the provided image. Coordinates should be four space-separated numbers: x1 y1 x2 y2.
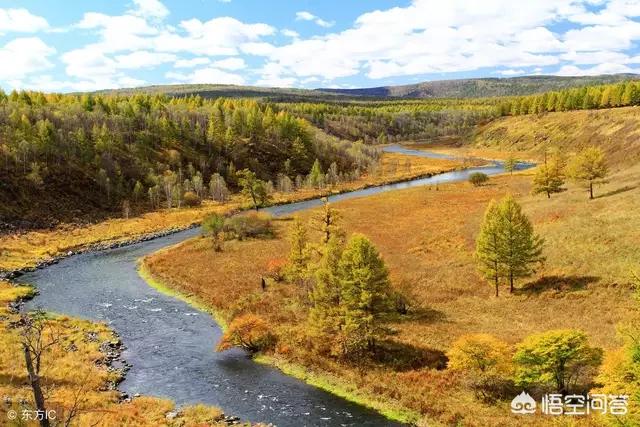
1 0 640 92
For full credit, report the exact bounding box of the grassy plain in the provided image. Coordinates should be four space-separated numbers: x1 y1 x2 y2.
0 152 460 273
144 148 640 425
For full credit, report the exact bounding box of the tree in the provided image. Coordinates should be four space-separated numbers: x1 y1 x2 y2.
216 314 275 353
567 146 608 199
514 329 602 394
504 156 519 175
202 213 225 251
498 196 545 293
311 198 342 244
307 159 324 188
532 164 564 198
237 169 270 210
209 173 229 202
448 334 513 401
20 310 59 427
337 234 392 354
285 217 311 285
475 196 544 295
475 200 503 297
469 172 489 187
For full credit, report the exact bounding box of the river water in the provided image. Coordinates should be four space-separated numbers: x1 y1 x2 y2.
18 146 532 426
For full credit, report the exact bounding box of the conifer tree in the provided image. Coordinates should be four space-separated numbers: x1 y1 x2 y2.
475 200 503 297
285 217 311 285
567 146 608 199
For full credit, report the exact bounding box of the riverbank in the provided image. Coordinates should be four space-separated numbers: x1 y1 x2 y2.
0 150 462 277
0 281 235 426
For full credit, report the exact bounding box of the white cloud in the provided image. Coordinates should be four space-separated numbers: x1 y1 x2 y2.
0 38 55 80
499 69 526 76
295 11 334 28
174 57 211 68
0 8 49 34
114 51 176 69
131 0 170 19
281 29 299 38
556 62 638 76
212 57 246 70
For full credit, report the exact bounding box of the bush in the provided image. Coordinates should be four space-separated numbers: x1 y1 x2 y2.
183 191 201 207
514 329 602 394
266 258 287 281
469 172 489 187
448 334 514 401
223 213 274 240
216 314 275 353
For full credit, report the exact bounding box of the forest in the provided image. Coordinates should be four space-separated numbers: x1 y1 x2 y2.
0 91 378 227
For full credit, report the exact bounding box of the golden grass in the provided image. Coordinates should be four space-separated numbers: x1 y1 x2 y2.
0 280 233 426
0 152 462 273
472 106 640 168
144 150 640 426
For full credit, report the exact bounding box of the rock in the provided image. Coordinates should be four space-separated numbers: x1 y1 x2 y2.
165 411 178 420
134 393 141 398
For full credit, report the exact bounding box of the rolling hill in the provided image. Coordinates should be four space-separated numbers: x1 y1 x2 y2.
317 74 640 99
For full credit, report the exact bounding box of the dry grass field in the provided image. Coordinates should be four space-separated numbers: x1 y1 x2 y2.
0 152 460 273
144 149 640 425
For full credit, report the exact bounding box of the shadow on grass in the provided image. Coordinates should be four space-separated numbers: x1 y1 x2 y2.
595 184 638 199
370 340 448 371
516 275 600 295
392 306 447 324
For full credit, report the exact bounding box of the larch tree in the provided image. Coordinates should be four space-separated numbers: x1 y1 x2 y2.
567 146 608 199
497 196 545 293
475 200 504 297
237 169 270 210
337 234 392 354
285 217 311 285
504 156 519 175
311 198 343 244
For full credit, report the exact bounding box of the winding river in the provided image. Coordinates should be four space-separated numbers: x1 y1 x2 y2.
18 146 532 426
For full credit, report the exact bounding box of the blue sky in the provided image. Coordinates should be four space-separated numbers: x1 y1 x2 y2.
1 0 639 92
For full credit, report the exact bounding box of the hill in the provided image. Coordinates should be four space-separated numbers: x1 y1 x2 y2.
471 106 640 167
318 74 640 99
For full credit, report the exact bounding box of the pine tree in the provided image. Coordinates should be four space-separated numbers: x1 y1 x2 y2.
567 146 608 199
504 156 519 175
308 159 324 188
311 198 342 244
532 163 564 198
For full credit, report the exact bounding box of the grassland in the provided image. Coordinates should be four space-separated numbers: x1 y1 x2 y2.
0 281 233 426
143 146 640 426
0 151 460 273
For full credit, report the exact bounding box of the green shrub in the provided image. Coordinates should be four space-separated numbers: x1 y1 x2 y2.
469 172 489 187
183 191 201 207
223 213 274 240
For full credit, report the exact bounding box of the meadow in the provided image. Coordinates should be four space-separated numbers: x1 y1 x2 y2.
144 146 640 426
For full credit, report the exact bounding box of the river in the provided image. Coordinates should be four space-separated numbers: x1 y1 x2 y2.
18 146 532 426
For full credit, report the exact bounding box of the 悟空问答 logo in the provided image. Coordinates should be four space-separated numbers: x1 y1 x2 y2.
511 391 537 415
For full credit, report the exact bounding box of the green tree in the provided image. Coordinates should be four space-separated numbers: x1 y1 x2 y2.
337 234 392 354
237 169 270 210
202 213 225 251
498 196 545 293
567 146 608 199
475 200 503 297
285 217 311 285
307 158 324 189
311 198 342 244
504 156 519 175
532 164 564 198
514 329 602 394
475 196 544 295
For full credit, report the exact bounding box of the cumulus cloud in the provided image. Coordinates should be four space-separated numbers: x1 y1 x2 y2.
295 11 334 28
166 67 245 84
0 38 55 80
0 8 49 34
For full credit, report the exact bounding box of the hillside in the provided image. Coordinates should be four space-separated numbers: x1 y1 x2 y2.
471 106 640 167
319 74 640 99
